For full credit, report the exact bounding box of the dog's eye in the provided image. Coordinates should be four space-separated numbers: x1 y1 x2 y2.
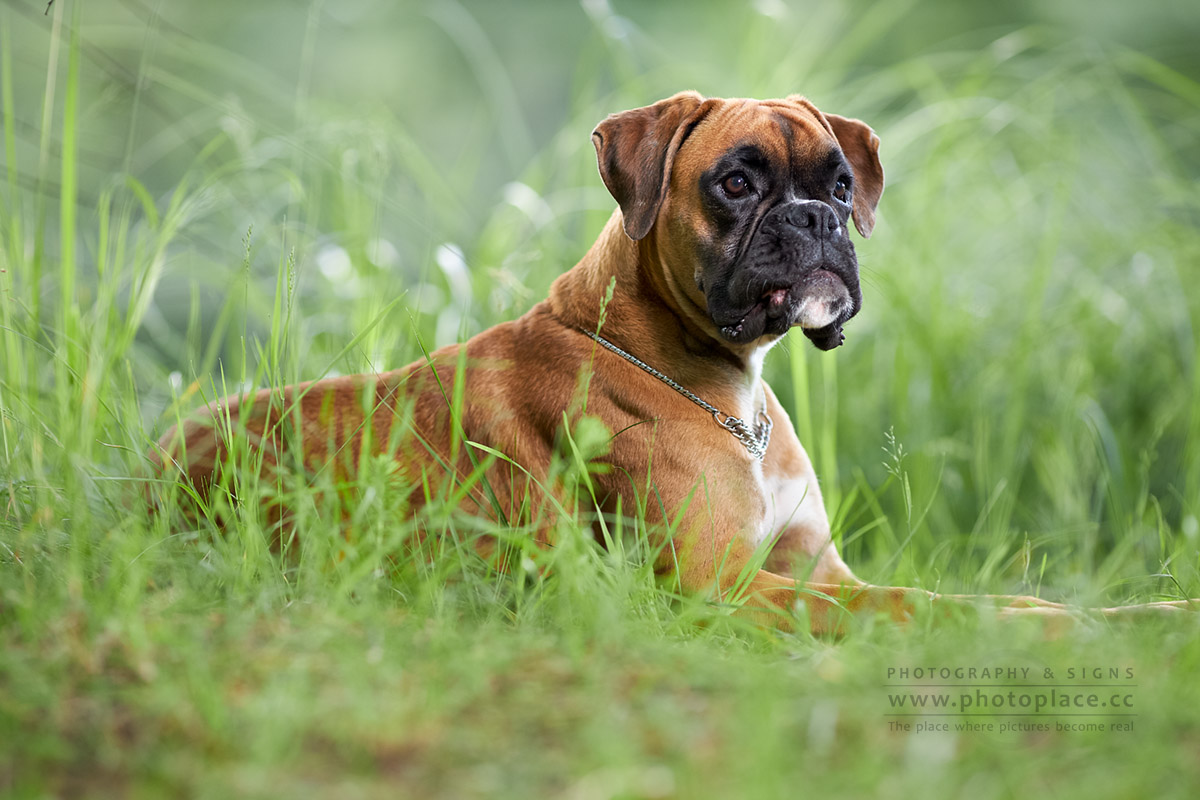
722 173 750 198
833 177 851 203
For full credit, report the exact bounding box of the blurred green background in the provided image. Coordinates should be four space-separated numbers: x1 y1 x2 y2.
3 0 1200 797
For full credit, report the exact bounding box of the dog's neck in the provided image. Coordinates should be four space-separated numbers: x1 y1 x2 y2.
549 211 775 417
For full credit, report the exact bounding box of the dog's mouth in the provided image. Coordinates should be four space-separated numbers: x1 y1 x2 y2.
716 269 853 350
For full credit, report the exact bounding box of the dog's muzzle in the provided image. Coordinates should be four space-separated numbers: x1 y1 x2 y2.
710 200 861 349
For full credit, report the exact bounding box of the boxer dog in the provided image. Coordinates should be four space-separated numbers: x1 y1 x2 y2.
154 92 1195 633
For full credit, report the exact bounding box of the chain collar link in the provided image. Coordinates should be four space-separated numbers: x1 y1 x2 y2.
578 328 774 460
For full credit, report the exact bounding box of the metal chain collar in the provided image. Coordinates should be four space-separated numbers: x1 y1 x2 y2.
578 328 774 460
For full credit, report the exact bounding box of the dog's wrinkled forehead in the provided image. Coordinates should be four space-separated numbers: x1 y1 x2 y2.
672 98 839 185
592 91 883 240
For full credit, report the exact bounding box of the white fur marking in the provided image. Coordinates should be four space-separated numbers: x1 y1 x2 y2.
796 296 837 329
757 470 826 548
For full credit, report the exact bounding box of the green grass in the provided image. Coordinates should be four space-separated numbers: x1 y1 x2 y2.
3 1 1200 797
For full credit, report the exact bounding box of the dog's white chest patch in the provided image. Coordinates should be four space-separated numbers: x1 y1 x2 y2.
754 467 827 549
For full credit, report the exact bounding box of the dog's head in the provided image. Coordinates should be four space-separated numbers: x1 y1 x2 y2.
592 92 883 350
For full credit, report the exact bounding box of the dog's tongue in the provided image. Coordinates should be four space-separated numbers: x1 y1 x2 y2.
764 288 788 317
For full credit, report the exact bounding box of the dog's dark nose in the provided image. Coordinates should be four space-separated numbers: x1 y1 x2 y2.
779 200 841 240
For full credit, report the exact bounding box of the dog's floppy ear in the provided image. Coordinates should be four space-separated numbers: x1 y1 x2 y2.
822 112 884 238
592 91 713 241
